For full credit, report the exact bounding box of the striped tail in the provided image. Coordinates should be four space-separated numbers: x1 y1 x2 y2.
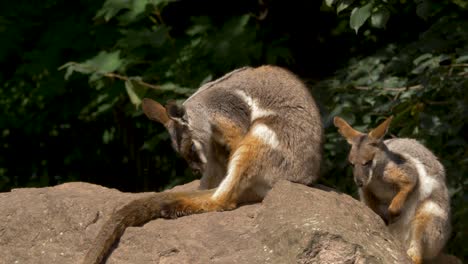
82 189 224 264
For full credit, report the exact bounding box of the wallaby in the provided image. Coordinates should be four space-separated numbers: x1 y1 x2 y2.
83 65 323 264
333 116 451 264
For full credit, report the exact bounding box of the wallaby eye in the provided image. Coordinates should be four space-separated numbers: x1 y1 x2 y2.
190 143 197 154
363 160 372 167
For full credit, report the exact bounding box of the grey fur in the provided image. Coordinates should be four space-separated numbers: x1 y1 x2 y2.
381 138 451 260
335 116 451 263
181 65 323 190
82 66 323 264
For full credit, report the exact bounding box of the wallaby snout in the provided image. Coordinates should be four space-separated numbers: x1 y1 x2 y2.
353 163 372 187
354 176 364 187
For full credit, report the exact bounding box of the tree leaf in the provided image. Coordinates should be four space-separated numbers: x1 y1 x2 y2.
84 51 123 74
371 7 390 28
350 3 373 33
325 0 337 8
96 0 130 21
125 80 142 108
416 0 432 20
337 0 355 13
413 53 432 65
455 54 468 63
118 0 150 24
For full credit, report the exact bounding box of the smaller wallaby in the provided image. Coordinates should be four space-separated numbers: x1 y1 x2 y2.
333 116 451 264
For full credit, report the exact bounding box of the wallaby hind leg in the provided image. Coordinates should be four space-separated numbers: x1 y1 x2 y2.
210 124 273 207
161 122 272 218
408 200 449 264
407 216 424 264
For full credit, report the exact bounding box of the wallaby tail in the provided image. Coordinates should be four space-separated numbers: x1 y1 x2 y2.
83 189 218 264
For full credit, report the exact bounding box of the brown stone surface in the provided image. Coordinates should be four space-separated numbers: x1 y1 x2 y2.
0 180 458 264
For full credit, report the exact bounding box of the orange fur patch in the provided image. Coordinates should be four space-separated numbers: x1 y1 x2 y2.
384 166 416 217
161 189 236 219
162 122 269 218
212 118 276 206
163 117 274 219
212 115 246 151
213 134 265 203
407 208 432 264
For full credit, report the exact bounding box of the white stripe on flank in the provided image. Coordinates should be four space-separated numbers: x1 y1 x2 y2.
367 159 377 185
192 140 207 164
235 90 274 121
212 149 242 200
403 154 439 200
251 123 280 149
421 200 446 218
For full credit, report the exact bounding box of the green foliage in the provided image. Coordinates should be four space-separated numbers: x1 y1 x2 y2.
326 0 384 32
57 0 295 190
0 0 467 259
349 3 373 33
325 0 468 33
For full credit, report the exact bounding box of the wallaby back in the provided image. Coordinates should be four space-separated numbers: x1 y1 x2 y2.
183 65 323 188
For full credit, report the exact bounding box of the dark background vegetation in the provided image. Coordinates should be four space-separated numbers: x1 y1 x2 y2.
0 0 466 259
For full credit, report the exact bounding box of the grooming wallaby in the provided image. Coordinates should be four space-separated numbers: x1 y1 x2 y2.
333 116 450 264
83 65 323 264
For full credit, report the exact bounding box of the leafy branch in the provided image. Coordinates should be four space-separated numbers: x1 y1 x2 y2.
353 84 423 92
103 72 161 90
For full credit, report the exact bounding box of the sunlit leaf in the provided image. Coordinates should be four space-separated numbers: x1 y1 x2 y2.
337 0 355 13
451 0 468 9
455 54 468 63
371 7 390 28
96 0 174 23
84 51 123 74
325 0 337 8
118 0 149 24
96 0 130 21
64 65 75 80
125 80 142 107
350 3 373 33
413 53 432 65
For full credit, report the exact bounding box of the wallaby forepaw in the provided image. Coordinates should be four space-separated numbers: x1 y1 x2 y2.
388 203 402 219
407 247 422 264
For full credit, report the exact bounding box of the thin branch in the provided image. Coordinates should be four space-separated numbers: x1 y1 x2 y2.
104 73 161 90
446 63 468 68
424 100 451 105
446 64 468 76
354 84 423 92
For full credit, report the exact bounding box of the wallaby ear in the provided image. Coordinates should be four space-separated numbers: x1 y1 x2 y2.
333 116 364 144
166 101 186 122
142 98 170 126
368 116 393 141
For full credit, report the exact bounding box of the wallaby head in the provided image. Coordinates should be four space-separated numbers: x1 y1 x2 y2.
333 116 393 187
142 98 207 174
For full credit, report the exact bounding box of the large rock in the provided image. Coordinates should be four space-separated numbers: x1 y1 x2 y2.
0 180 448 264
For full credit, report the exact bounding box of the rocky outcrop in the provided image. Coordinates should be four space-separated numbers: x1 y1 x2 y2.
0 180 458 263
